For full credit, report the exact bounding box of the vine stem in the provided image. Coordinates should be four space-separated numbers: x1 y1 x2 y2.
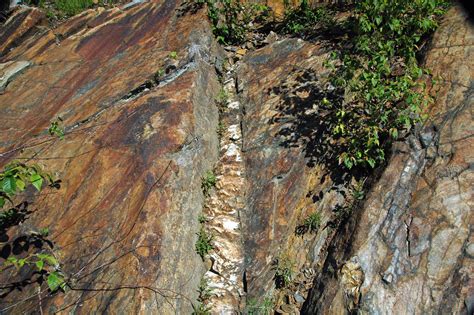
38 285 43 315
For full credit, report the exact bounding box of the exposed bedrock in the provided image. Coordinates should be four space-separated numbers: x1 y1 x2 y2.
0 1 472 314
0 1 222 313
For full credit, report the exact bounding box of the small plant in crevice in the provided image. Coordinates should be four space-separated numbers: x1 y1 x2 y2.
48 117 65 139
246 296 273 315
328 178 367 228
169 51 178 59
350 178 366 201
215 88 229 113
195 225 213 260
201 170 217 196
272 255 294 289
153 68 165 83
216 121 226 139
198 214 208 224
192 277 213 315
295 212 321 236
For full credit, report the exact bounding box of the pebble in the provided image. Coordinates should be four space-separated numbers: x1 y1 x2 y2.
294 291 305 304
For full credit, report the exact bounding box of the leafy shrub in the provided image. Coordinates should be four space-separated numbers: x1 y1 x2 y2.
281 0 334 35
295 212 321 235
0 161 65 293
54 0 94 16
195 225 213 260
198 0 269 44
246 297 273 315
351 179 366 201
0 120 68 295
192 277 213 315
48 117 65 139
272 256 294 289
325 0 449 169
201 170 217 196
0 162 59 207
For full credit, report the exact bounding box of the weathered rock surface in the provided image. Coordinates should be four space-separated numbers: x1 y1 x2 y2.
236 35 362 312
0 6 46 57
303 7 474 314
0 1 472 314
0 1 221 313
232 5 473 314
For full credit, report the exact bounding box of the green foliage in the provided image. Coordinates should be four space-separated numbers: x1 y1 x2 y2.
22 0 121 20
46 270 67 292
216 121 225 139
215 88 229 113
53 0 94 16
48 117 65 139
351 178 366 201
246 297 273 315
0 162 57 208
192 301 211 315
296 212 321 235
0 161 66 293
201 170 217 196
5 253 66 292
216 88 229 105
198 214 208 224
195 224 213 260
169 51 178 59
272 256 294 289
199 0 269 44
326 0 448 169
282 0 334 35
153 68 165 83
192 277 213 315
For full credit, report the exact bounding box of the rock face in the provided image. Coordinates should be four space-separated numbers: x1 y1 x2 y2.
235 5 473 314
0 1 221 313
237 38 349 309
0 1 472 314
302 7 474 314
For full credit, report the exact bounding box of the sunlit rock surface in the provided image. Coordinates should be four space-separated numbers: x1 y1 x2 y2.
0 1 221 313
0 2 472 314
303 7 473 314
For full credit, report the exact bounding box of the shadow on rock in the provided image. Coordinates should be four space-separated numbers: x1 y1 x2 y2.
268 67 367 187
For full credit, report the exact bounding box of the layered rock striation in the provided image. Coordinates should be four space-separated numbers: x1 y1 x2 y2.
0 1 472 314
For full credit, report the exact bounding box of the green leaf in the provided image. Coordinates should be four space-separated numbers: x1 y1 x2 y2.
390 128 398 139
16 179 25 191
6 256 18 265
36 260 44 271
0 197 4 208
47 271 64 292
367 158 376 168
5 256 19 269
2 177 16 195
30 174 43 191
43 254 58 266
39 227 49 236
169 51 178 59
18 258 26 268
344 157 353 169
